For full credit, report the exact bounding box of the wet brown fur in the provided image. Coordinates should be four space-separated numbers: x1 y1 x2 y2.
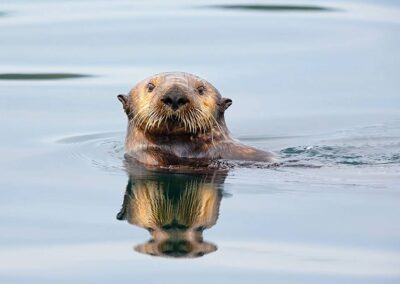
118 72 276 167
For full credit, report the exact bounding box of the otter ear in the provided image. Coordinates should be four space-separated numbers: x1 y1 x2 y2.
117 94 129 109
220 97 232 112
116 207 126 221
116 194 129 221
117 94 130 115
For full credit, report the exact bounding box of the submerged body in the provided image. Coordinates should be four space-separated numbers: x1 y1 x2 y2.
118 72 276 167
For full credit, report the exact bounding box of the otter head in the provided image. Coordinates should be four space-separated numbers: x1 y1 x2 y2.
118 72 232 135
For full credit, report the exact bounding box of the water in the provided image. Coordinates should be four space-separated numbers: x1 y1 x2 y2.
0 0 399 283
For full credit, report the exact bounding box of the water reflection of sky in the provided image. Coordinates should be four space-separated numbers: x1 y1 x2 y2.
0 0 399 283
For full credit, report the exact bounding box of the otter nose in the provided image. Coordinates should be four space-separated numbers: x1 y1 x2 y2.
161 87 189 111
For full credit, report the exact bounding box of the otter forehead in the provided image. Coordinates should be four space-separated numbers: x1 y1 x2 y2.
137 72 213 90
150 72 202 83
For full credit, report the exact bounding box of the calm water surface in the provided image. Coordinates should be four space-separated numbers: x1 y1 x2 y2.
0 0 399 283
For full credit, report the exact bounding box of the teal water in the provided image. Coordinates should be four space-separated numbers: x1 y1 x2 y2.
0 1 399 283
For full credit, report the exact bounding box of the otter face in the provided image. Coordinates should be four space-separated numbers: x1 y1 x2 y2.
135 236 217 258
118 72 232 135
135 222 217 258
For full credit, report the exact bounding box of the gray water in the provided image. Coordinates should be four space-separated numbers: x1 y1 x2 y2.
0 0 400 283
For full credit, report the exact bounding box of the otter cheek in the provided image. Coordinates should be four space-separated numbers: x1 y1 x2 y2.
204 98 218 114
202 97 216 110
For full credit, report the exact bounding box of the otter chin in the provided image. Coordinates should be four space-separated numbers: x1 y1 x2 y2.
117 72 276 167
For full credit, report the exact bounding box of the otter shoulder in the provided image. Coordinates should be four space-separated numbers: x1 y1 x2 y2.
215 140 277 162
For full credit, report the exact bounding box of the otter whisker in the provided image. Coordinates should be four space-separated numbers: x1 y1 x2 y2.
184 112 192 133
195 108 208 133
210 115 223 134
148 110 162 131
144 109 160 133
177 112 185 131
156 114 165 128
190 111 198 133
134 107 152 129
185 113 194 133
191 110 200 133
184 112 191 133
187 110 195 133
186 109 196 133
194 110 203 133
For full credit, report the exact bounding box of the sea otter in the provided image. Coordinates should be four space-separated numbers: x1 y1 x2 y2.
117 72 276 168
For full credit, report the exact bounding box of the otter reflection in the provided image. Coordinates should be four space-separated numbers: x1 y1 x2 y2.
116 169 226 258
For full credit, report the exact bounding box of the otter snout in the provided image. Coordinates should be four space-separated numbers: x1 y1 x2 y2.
161 86 189 111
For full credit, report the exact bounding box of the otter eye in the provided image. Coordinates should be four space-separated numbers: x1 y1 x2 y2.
147 82 155 92
197 85 205 95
